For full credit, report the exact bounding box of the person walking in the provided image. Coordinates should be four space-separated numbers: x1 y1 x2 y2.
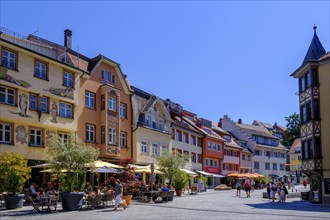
113 179 126 211
244 177 251 198
270 181 276 202
266 181 271 200
236 179 242 197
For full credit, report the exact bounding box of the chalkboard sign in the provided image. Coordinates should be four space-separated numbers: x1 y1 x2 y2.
324 178 330 194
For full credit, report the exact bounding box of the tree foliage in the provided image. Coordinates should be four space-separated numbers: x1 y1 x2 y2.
281 112 301 147
0 152 31 195
46 133 99 192
172 170 189 190
157 151 187 186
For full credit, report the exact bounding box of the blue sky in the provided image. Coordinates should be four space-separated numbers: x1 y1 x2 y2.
1 1 329 126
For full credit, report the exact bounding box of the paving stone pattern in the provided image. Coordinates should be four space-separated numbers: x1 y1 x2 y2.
1 189 329 220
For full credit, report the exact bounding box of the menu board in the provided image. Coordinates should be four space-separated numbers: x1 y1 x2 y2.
324 178 330 194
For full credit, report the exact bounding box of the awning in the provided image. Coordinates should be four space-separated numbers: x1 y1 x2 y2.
196 170 225 178
94 167 118 173
180 169 198 176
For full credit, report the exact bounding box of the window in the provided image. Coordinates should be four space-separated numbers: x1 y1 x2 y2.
85 124 95 142
120 131 127 147
281 153 285 158
40 97 48 113
242 154 246 160
210 160 213 167
141 141 148 153
101 70 115 84
191 153 196 163
158 119 163 131
85 91 95 109
225 164 229 170
175 130 182 141
298 155 302 160
197 137 202 147
2 48 17 69
151 117 157 129
120 103 127 118
152 143 159 155
254 162 259 169
35 61 47 80
109 97 117 111
291 155 296 160
247 155 251 161
299 76 305 92
145 116 151 127
0 123 11 144
161 145 168 153
205 159 208 166
315 137 321 159
190 135 196 145
266 151 271 157
233 151 238 157
101 126 105 144
254 149 261 156
214 160 218 168
109 128 116 145
58 133 69 142
101 95 105 110
0 86 15 105
314 100 320 119
59 102 72 118
63 71 73 88
30 128 42 146
306 71 312 88
182 133 188 143
197 154 202 163
280 164 285 171
29 94 37 111
265 162 270 170
273 163 277 170
208 142 212 149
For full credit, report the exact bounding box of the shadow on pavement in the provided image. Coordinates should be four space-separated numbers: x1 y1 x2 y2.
246 200 330 213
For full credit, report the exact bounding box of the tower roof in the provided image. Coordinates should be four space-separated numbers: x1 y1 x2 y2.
302 26 326 65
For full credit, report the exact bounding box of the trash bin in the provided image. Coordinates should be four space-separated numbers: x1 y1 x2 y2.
301 191 309 201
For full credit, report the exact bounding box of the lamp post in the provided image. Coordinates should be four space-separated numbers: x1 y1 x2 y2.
149 163 155 203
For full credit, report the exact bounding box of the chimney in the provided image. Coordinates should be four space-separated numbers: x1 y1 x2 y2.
64 29 72 49
218 118 222 128
238 118 242 124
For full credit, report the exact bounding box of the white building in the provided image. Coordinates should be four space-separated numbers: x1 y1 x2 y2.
221 116 288 179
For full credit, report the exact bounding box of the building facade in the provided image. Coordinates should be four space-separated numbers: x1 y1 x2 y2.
290 26 329 203
221 116 287 179
167 100 203 171
131 87 173 165
289 139 303 184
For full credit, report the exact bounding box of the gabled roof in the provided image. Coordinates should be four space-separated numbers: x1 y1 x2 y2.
183 117 224 141
302 26 326 65
236 123 277 139
253 120 273 130
172 116 204 136
289 139 301 154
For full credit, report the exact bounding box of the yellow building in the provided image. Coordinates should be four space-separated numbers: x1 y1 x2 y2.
0 28 86 168
289 139 302 184
291 26 330 204
131 86 173 166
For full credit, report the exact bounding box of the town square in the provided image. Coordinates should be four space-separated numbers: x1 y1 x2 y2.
0 1 330 219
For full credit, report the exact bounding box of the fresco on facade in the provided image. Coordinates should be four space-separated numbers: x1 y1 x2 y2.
0 68 31 87
44 87 74 99
50 101 58 123
10 93 32 118
15 125 27 144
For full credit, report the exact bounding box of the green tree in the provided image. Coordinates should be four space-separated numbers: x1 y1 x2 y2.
46 133 99 192
157 151 187 186
281 112 301 147
0 152 31 195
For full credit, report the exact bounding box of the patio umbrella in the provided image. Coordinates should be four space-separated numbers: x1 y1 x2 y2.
84 160 123 169
39 169 68 173
134 168 164 174
30 163 50 168
94 166 118 173
227 173 240 177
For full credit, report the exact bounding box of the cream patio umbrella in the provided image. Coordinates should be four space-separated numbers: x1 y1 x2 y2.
84 160 123 169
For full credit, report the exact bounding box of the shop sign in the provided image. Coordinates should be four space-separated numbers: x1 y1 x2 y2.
206 167 219 173
197 180 204 191
324 178 330 194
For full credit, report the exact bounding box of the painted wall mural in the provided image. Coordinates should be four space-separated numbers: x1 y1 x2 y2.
0 67 31 87
15 125 27 144
50 101 58 123
44 87 74 99
10 93 32 118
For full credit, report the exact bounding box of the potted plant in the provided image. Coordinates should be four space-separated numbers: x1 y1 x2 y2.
172 170 189 196
46 133 99 211
0 152 31 209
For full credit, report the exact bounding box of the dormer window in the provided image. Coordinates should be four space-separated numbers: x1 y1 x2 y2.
101 70 115 84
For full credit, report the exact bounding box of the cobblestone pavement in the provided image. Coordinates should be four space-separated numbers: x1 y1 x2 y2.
1 189 329 220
